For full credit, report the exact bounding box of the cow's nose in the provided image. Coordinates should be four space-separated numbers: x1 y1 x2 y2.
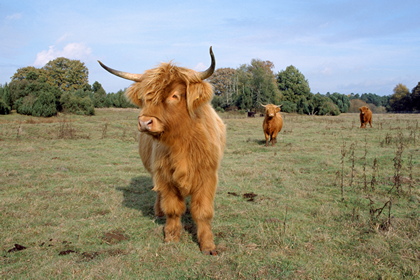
138 117 153 131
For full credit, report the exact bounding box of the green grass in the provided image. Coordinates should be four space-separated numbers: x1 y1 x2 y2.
1 109 419 279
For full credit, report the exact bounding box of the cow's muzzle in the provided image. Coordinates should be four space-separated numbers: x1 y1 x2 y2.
139 119 152 131
138 116 153 132
138 116 163 134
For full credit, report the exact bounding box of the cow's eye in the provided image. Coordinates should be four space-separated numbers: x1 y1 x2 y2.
168 92 180 102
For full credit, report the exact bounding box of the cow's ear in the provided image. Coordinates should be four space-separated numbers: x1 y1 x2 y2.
125 84 143 107
186 82 213 116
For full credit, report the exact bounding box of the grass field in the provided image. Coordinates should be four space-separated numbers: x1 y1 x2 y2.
1 108 419 279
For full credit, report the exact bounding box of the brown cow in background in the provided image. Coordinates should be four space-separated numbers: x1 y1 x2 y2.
262 104 283 146
359 106 373 128
99 47 226 255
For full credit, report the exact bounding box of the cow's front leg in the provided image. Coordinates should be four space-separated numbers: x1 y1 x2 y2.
154 191 164 217
191 185 217 255
264 133 270 146
161 191 185 243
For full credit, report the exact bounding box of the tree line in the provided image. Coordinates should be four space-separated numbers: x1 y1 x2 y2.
209 62 420 115
1 57 419 117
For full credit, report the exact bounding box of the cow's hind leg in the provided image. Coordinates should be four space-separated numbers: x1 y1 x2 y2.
160 190 186 243
191 186 217 255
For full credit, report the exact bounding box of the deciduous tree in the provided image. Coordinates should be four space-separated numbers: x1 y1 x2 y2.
43 57 89 92
389 83 410 112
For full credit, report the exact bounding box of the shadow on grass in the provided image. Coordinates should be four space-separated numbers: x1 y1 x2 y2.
116 176 155 217
116 176 198 243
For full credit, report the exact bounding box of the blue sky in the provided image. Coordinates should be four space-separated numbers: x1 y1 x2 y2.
1 0 419 96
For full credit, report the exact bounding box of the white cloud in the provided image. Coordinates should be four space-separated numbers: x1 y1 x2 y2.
33 43 92 67
193 62 207 71
6 13 22 20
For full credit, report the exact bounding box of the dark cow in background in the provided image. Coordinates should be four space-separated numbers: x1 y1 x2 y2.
247 111 256 117
99 47 226 255
261 104 283 146
359 106 373 128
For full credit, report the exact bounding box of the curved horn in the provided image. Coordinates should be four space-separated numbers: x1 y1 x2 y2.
199 46 216 80
98 61 142 82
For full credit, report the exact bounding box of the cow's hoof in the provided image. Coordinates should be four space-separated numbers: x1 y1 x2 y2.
202 249 218 256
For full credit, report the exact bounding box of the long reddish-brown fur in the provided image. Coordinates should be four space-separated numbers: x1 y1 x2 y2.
262 104 283 146
125 62 226 255
359 106 373 128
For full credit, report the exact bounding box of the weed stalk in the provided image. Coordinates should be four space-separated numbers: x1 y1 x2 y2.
370 158 378 192
340 141 347 201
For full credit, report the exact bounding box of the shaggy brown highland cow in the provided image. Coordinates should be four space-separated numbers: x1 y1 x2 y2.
359 106 373 128
262 104 283 146
99 47 226 255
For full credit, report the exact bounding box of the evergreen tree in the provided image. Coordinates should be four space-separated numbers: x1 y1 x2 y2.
410 82 420 111
91 81 111 108
326 92 350 113
0 84 12 114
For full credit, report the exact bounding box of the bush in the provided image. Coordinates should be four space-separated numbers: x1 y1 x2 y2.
0 84 12 114
280 101 297 113
31 91 57 117
60 91 95 115
15 91 57 117
16 94 36 115
318 100 341 116
106 90 136 108
0 98 11 115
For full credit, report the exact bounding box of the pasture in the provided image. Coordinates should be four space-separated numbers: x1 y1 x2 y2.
1 109 419 279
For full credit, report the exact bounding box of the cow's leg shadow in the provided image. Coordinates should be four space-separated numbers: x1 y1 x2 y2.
116 177 198 242
116 176 162 222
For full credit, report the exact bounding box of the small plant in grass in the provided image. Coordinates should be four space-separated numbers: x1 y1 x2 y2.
340 141 347 201
101 122 108 139
283 205 288 236
16 122 22 139
349 142 356 188
362 136 368 191
370 158 378 192
381 132 392 147
367 197 392 232
57 117 76 139
390 138 404 195
407 154 414 195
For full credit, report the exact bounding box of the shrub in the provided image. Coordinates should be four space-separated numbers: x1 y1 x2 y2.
31 91 57 117
0 98 11 115
16 94 36 115
280 101 297 113
319 100 341 116
60 91 95 115
15 91 57 117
